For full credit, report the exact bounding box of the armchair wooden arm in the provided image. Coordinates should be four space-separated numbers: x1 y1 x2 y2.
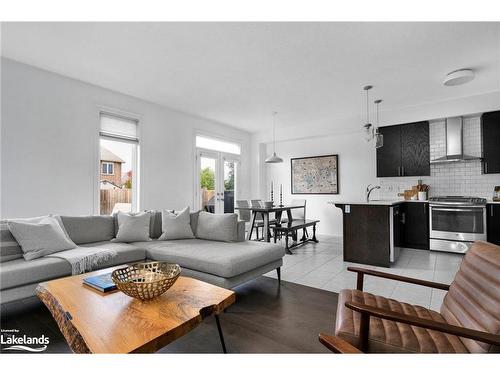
346 301 500 349
319 333 362 353
347 266 450 291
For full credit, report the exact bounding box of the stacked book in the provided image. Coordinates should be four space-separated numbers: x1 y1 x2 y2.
83 272 117 293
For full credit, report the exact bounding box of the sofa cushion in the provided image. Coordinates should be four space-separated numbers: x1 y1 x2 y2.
335 289 468 353
189 211 200 234
147 210 163 239
196 212 238 242
137 239 285 278
0 221 23 263
114 212 151 243
79 241 146 266
0 257 71 290
60 215 115 244
8 216 78 260
159 207 195 240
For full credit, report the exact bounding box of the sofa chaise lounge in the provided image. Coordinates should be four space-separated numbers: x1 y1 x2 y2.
0 211 285 304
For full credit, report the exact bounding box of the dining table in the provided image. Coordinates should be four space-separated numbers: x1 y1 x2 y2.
235 204 306 242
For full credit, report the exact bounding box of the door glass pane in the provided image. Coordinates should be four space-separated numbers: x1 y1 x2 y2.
223 160 236 213
200 156 217 213
100 139 134 215
431 208 484 234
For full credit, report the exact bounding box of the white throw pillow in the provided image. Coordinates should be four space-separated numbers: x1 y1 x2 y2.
159 206 195 240
7 216 78 260
114 211 151 242
196 211 238 242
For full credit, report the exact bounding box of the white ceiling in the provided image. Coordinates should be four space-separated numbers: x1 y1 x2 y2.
2 22 500 134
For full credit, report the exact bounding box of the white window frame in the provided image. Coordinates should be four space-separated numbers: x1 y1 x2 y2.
101 162 114 175
95 107 141 215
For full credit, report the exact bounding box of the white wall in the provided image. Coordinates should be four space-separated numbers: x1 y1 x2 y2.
265 132 376 236
1 59 252 218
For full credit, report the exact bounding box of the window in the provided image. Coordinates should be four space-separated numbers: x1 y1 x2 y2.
101 162 114 175
195 135 241 155
99 112 139 215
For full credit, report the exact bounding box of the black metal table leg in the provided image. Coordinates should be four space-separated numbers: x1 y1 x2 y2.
215 314 227 353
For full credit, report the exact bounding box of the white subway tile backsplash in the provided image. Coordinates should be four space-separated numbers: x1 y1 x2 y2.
379 116 500 200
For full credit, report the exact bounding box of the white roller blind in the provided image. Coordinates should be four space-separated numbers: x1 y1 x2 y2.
100 112 138 142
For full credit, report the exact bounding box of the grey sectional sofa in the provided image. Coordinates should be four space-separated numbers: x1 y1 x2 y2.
0 212 285 304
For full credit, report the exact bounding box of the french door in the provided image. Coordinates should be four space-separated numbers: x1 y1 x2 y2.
196 149 239 214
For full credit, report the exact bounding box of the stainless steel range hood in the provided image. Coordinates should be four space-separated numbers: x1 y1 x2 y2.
430 117 482 164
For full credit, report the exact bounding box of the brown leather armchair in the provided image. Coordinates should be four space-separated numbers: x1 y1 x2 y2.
319 241 500 353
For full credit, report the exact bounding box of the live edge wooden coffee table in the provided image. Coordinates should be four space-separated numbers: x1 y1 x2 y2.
36 266 236 354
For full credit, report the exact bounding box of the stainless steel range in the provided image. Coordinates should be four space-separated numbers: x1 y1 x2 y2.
429 196 487 253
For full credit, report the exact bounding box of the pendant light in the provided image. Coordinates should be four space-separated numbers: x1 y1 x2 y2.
374 99 384 148
363 85 374 141
265 111 283 163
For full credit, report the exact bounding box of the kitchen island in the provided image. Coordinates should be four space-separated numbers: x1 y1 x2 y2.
332 200 430 267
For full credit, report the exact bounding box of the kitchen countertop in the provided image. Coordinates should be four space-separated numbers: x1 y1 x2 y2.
329 199 428 206
330 199 500 206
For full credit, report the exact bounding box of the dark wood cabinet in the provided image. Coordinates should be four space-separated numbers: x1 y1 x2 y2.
401 122 430 176
481 111 500 174
377 126 402 177
376 121 430 177
337 204 391 267
487 204 500 246
402 202 429 250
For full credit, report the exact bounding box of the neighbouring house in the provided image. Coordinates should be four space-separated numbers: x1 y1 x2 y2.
100 146 124 188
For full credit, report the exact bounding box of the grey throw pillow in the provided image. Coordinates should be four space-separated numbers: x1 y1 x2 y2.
7 216 78 261
159 206 195 240
113 211 151 243
196 212 238 242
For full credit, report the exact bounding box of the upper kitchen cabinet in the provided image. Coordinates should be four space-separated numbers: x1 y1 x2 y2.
401 122 430 176
376 121 430 177
481 110 500 174
377 125 402 177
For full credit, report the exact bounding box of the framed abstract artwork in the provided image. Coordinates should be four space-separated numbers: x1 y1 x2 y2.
291 154 339 194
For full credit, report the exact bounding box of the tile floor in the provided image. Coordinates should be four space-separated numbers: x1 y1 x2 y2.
264 235 463 310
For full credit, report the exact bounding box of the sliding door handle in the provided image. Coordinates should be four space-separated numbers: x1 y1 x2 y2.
484 162 488 174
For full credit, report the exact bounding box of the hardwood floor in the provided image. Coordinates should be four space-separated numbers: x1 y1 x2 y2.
0 276 338 353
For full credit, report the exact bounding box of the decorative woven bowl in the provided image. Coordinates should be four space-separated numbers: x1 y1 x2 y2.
111 262 181 301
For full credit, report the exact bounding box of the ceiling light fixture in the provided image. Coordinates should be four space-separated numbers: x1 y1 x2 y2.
265 111 283 163
363 85 374 142
443 69 475 86
374 99 383 149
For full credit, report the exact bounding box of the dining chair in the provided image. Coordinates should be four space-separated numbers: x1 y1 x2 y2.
249 199 276 240
236 199 251 221
236 199 254 239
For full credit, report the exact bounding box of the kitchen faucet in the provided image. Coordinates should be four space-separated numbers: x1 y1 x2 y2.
366 184 381 202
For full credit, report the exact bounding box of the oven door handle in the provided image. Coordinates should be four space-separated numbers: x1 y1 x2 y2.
431 207 484 212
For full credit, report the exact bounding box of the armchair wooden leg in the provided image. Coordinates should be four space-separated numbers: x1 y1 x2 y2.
356 272 364 291
358 312 370 352
276 267 281 283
